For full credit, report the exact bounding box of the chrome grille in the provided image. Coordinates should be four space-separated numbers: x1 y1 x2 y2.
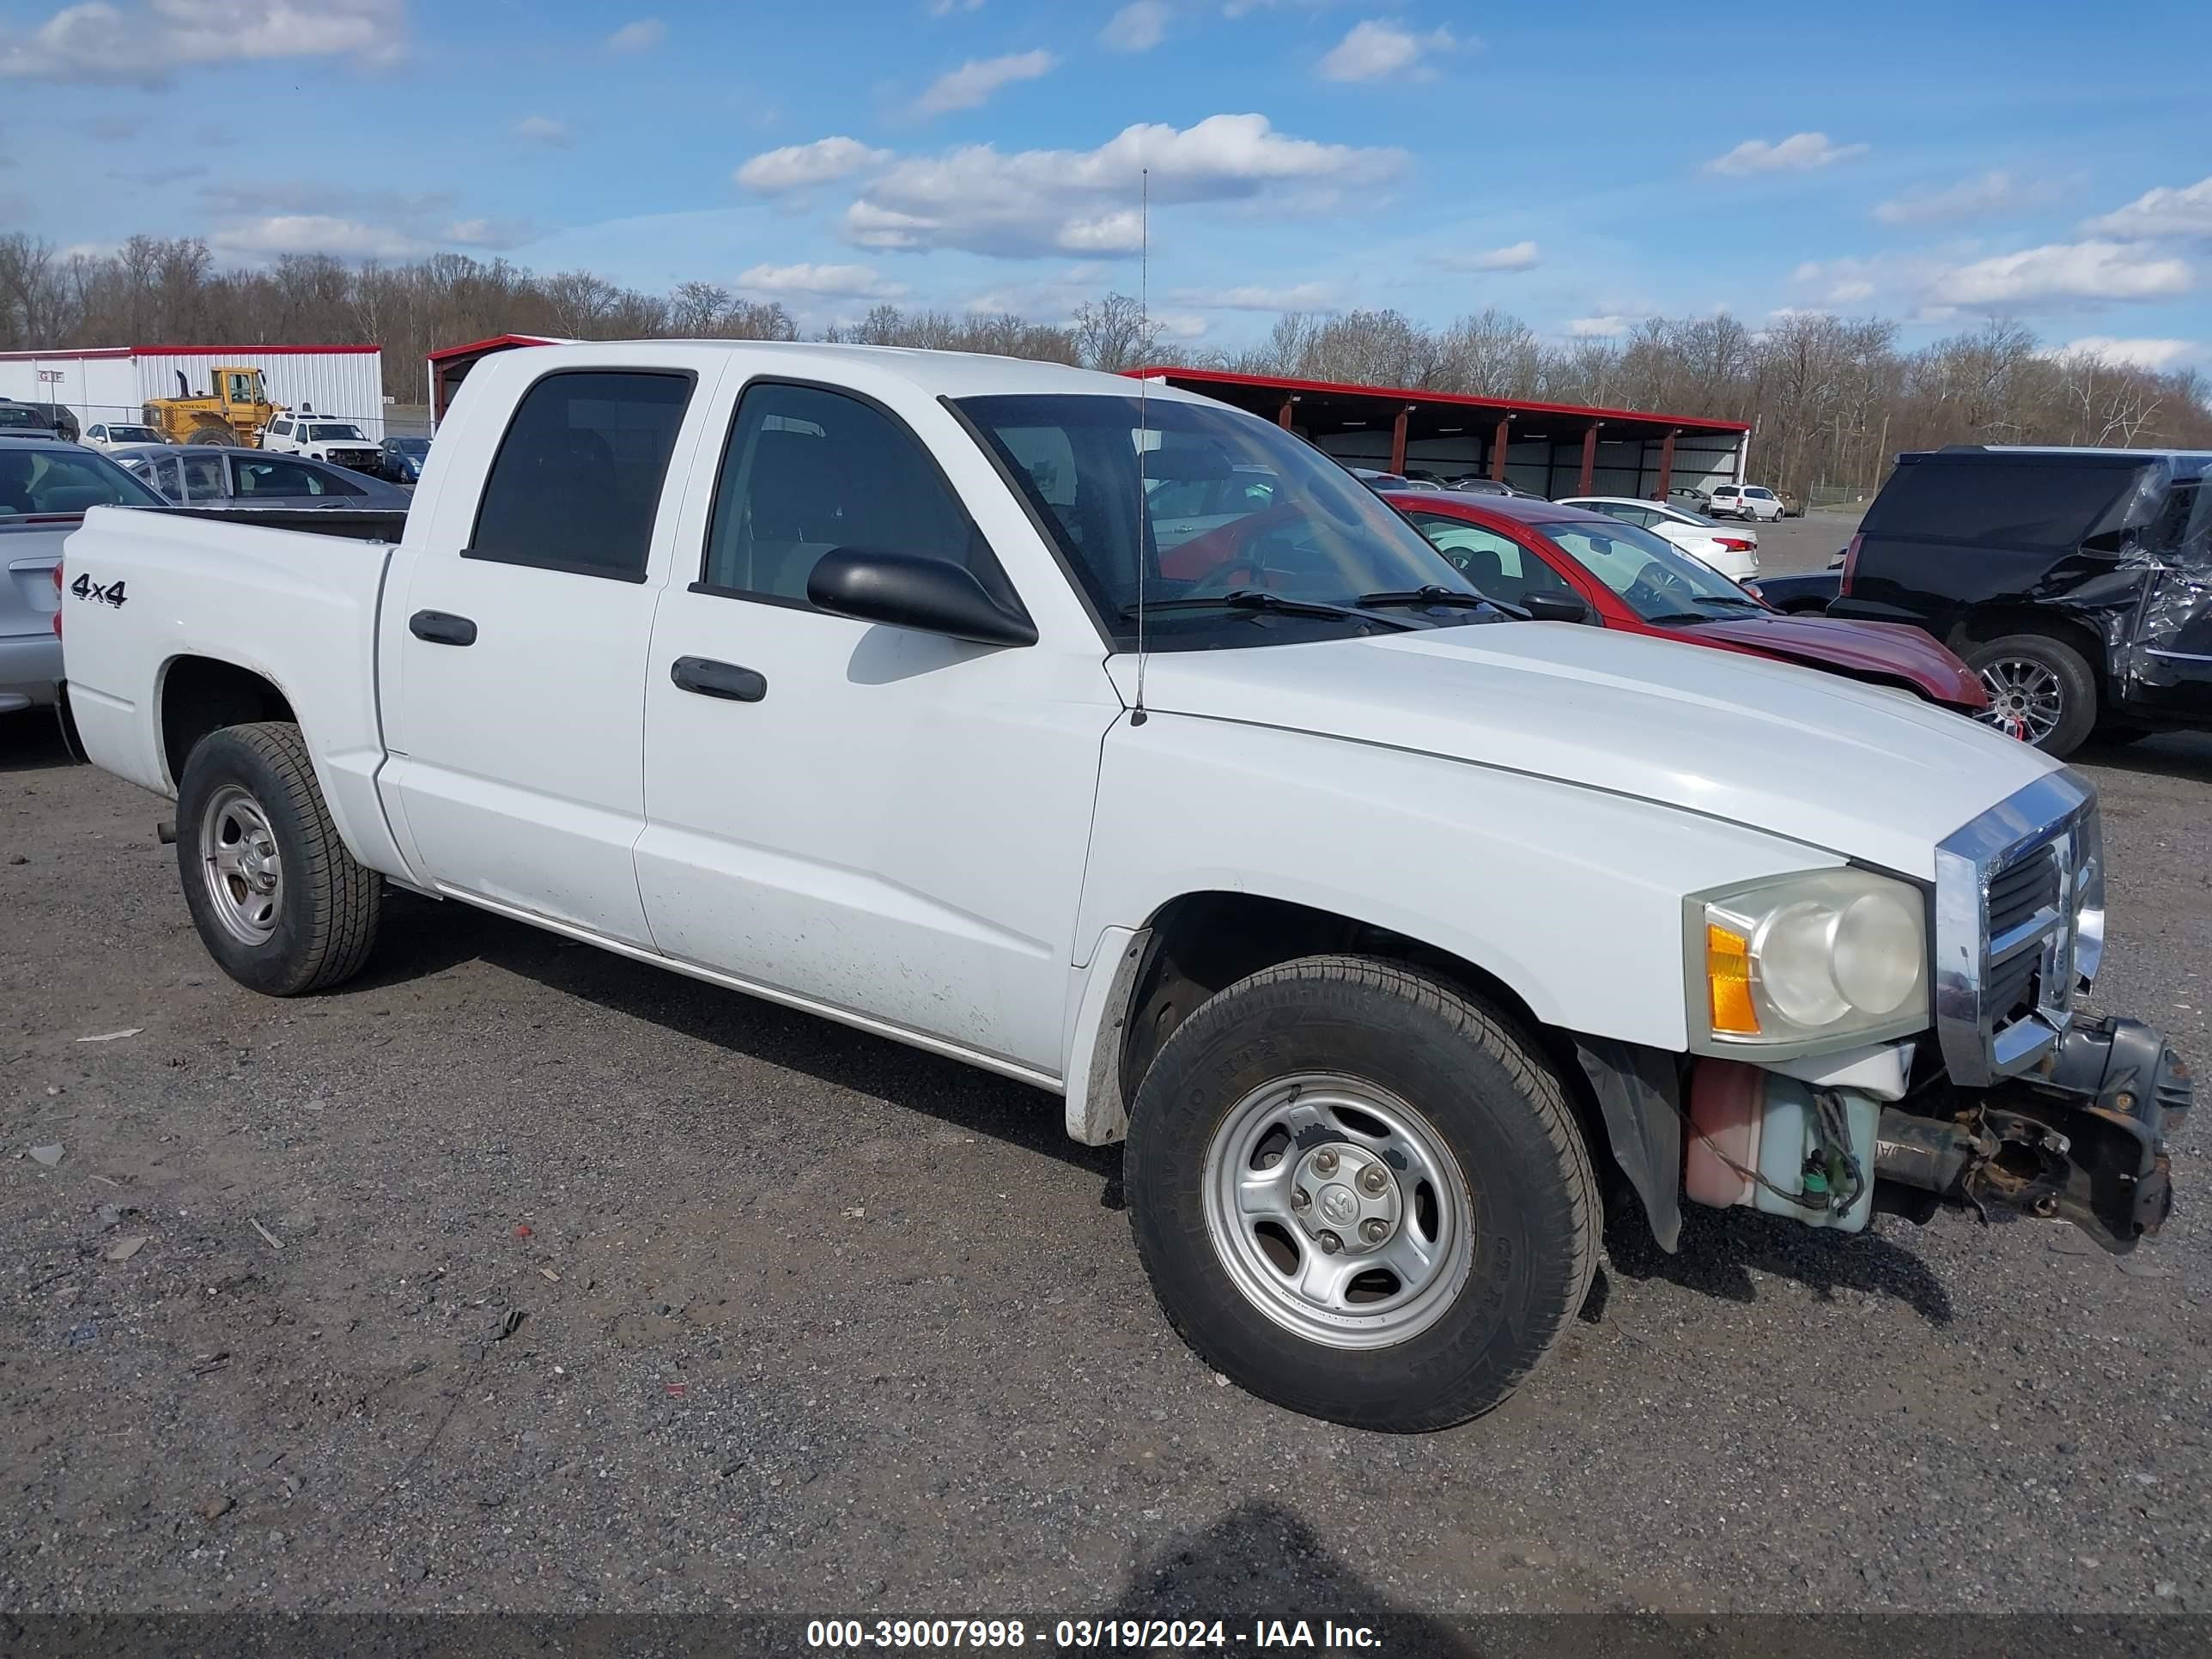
1934 771 2105 1087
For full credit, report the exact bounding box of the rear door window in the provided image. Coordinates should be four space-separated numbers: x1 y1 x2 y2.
470 369 694 582
1866 459 2148 551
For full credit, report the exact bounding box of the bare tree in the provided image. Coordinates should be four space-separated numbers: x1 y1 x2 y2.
1073 292 1158 372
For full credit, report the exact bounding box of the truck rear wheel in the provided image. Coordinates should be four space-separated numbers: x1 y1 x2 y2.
1124 955 1598 1431
1965 632 2097 757
176 722 380 995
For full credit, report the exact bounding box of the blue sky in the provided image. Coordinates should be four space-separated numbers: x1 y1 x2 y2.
3 0 2209 368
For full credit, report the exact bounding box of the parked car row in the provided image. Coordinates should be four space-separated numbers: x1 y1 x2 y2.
108 443 414 509
52 340 2187 1434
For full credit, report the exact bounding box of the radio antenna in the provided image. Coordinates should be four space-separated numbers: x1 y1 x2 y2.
1132 164 1152 727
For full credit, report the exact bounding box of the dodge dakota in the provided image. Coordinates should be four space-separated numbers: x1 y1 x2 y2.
58 341 2190 1431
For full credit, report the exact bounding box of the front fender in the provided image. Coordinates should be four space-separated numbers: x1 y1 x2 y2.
1075 713 1835 1054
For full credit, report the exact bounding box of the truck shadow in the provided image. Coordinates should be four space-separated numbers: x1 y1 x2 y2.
352 890 1121 1182
2075 728 2212 786
0 708 79 773
1595 1196 1955 1328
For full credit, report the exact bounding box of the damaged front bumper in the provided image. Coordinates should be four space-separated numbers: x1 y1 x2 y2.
1874 1015 2191 1252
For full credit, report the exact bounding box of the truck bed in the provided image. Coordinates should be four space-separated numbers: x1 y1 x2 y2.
59 502 410 881
157 505 410 543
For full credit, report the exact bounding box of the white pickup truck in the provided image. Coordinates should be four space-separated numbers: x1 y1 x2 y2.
58 342 2189 1431
260 415 384 475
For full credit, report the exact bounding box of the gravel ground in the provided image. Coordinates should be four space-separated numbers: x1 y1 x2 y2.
1 655 2206 1622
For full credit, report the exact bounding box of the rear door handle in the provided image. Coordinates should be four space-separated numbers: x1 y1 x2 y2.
671 656 767 702
410 610 477 647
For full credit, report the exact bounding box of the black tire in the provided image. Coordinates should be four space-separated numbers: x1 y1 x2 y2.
1963 631 2098 758
175 721 380 995
1124 955 1598 1432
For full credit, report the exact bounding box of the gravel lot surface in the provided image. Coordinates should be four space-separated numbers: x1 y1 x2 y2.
2 577 2205 1622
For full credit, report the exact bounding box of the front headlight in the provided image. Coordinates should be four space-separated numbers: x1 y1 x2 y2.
1686 868 1929 1055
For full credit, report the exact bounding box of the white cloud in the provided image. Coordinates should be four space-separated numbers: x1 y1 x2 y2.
738 262 908 298
1172 282 1340 310
1154 313 1209 341
1791 257 1885 304
1566 314 1641 337
1873 169 2056 226
2082 174 2212 240
2041 336 2199 371
845 113 1405 258
605 17 664 52
210 214 429 259
514 114 571 147
1705 132 1868 177
736 136 892 194
1927 240 2192 307
927 0 984 12
1438 240 1539 272
1316 19 1455 82
1101 0 1169 51
0 0 404 86
914 48 1057 116
437 216 537 251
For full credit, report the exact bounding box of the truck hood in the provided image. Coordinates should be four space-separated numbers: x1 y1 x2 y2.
1664 611 1985 708
1107 621 2061 880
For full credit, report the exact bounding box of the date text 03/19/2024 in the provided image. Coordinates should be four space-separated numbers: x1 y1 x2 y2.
805 1620 1382 1650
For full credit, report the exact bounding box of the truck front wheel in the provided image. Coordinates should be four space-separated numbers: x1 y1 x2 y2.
176 722 381 995
1125 956 1598 1431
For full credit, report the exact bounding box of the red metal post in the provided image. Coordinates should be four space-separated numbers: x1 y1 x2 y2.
1491 415 1510 481
1656 428 1677 500
1389 406 1410 475
1579 423 1600 495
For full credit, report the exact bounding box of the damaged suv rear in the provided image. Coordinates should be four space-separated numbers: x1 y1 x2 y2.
1830 446 2211 757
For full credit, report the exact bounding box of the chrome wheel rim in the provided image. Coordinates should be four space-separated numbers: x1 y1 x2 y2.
1976 658 2065 745
198 785 283 945
1201 1073 1474 1351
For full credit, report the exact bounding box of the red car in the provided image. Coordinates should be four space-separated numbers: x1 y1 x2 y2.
1376 493 1991 718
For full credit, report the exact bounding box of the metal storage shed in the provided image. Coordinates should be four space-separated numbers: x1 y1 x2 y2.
1123 366 1752 501
0 343 387 439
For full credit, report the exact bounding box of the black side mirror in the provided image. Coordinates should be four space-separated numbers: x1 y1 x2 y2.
807 548 1038 647
1519 592 1592 625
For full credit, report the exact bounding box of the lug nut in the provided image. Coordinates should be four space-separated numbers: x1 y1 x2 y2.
1317 1231 1342 1254
1358 1166 1388 1195
1313 1150 1339 1176
1360 1218 1388 1244
1291 1188 1310 1212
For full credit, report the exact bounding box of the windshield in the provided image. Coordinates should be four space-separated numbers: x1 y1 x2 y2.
109 425 156 441
957 393 1484 650
0 445 167 514
307 423 366 441
1539 516 1760 622
392 437 429 456
0 406 52 430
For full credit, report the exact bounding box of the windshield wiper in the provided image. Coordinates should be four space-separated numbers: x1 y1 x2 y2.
1120 590 1419 630
1689 593 1765 609
1641 610 1711 625
1354 585 1498 611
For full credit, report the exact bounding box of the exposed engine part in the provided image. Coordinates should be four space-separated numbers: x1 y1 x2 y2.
1872 1016 2191 1254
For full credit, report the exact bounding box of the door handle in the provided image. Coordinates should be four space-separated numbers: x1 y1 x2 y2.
671 656 767 702
410 609 477 646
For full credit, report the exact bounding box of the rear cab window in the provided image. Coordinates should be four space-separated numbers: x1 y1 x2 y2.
468 370 693 582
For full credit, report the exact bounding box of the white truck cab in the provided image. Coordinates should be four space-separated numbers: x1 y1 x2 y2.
57 342 2190 1430
262 414 381 474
